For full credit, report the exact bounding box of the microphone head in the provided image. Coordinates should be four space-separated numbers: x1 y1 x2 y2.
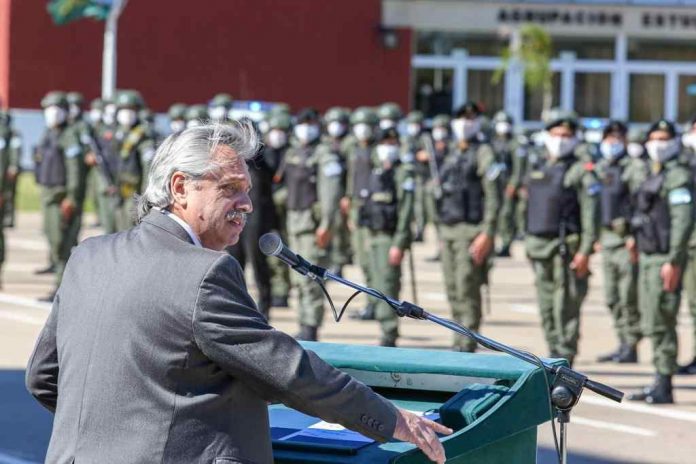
259 232 283 257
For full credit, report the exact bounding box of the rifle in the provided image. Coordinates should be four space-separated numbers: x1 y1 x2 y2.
420 134 443 200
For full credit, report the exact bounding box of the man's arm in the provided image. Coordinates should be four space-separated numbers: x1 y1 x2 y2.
192 255 399 442
26 295 60 412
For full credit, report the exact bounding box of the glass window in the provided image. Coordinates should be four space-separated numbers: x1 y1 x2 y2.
416 31 507 56
678 75 696 123
553 36 614 59
629 74 664 123
628 38 696 62
467 70 505 116
574 73 611 118
523 73 561 121
413 68 454 118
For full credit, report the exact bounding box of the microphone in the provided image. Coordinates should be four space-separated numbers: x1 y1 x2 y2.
259 232 325 278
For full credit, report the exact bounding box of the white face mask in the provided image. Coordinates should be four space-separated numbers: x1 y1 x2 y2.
376 144 399 163
645 138 680 163
600 141 625 161
379 119 396 130
451 118 481 141
89 109 102 125
44 106 66 128
682 132 696 150
103 105 116 125
68 104 81 120
406 123 421 137
267 129 287 149
257 120 270 134
294 123 319 143
327 121 347 138
209 106 227 121
627 142 645 159
495 122 512 136
545 134 577 160
170 120 186 133
187 119 202 128
117 108 138 128
432 127 448 142
353 123 372 142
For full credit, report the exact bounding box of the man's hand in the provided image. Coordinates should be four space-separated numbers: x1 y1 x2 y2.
6 166 18 182
625 237 638 264
661 263 682 292
469 233 493 266
416 150 430 163
570 253 590 278
84 152 98 167
393 409 452 464
504 184 516 199
388 246 404 267
315 227 332 249
339 196 351 216
60 199 75 221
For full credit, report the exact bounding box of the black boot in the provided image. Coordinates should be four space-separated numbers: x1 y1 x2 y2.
294 325 318 342
271 296 289 308
627 375 673 404
425 252 440 263
349 302 375 320
496 245 511 258
413 229 424 243
379 335 397 347
38 289 57 303
34 264 56 275
615 344 638 364
677 357 696 375
596 345 623 363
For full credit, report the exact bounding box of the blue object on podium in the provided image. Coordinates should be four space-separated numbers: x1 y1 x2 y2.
270 342 563 463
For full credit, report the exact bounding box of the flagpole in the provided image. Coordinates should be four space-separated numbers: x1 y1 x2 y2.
101 0 127 100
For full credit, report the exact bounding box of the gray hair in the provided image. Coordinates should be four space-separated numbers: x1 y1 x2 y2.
136 120 259 221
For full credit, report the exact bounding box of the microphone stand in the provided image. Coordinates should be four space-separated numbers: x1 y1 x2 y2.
299 262 623 464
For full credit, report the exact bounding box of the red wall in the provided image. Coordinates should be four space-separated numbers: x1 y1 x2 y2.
0 0 11 108
7 0 412 112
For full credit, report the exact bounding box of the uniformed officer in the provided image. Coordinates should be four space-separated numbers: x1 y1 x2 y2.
0 109 21 230
627 119 693 404
284 108 343 340
208 93 233 123
522 109 600 366
377 102 403 131
437 102 499 352
139 107 161 144
678 118 696 375
114 90 156 230
359 127 415 346
185 104 209 128
491 110 527 257
167 103 188 134
35 91 87 301
403 110 428 242
345 107 380 320
322 106 353 277
595 121 645 364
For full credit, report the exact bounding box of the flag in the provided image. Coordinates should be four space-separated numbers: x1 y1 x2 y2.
47 0 114 25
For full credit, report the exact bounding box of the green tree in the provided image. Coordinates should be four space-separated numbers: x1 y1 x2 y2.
47 0 112 25
494 24 554 119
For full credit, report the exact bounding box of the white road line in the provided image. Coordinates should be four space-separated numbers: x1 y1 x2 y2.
511 304 537 314
0 310 46 325
571 416 656 437
0 293 51 311
0 451 40 464
583 395 696 423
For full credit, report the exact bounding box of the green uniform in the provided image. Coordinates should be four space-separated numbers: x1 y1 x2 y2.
327 135 352 271
635 159 693 375
493 136 527 250
596 155 646 350
438 141 499 351
35 124 87 288
680 151 696 360
362 161 415 344
524 146 600 361
269 144 291 302
115 124 156 230
284 140 343 330
0 123 19 273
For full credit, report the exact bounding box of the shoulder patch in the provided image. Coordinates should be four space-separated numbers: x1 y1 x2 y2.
80 133 93 146
669 187 692 205
322 160 343 177
402 178 415 192
0 139 5 150
515 147 527 158
486 163 504 181
142 148 156 163
65 145 82 159
586 182 602 196
10 136 22 149
400 152 415 164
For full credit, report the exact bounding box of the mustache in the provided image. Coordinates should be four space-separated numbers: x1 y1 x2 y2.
224 210 248 225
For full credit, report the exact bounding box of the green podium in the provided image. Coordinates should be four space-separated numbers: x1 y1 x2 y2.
270 342 563 463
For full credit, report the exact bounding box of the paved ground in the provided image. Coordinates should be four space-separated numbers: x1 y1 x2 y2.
1 212 696 463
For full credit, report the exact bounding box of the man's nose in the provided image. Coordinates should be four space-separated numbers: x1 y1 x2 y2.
238 192 253 214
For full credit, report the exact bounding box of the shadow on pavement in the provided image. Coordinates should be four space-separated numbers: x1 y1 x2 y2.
537 446 648 464
0 370 51 463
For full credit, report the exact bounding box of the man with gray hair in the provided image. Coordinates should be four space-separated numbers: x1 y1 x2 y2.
25 121 450 464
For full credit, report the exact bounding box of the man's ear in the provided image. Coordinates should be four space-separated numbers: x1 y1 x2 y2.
170 172 188 207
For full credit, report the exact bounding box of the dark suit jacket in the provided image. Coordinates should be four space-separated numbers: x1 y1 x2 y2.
26 210 397 464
